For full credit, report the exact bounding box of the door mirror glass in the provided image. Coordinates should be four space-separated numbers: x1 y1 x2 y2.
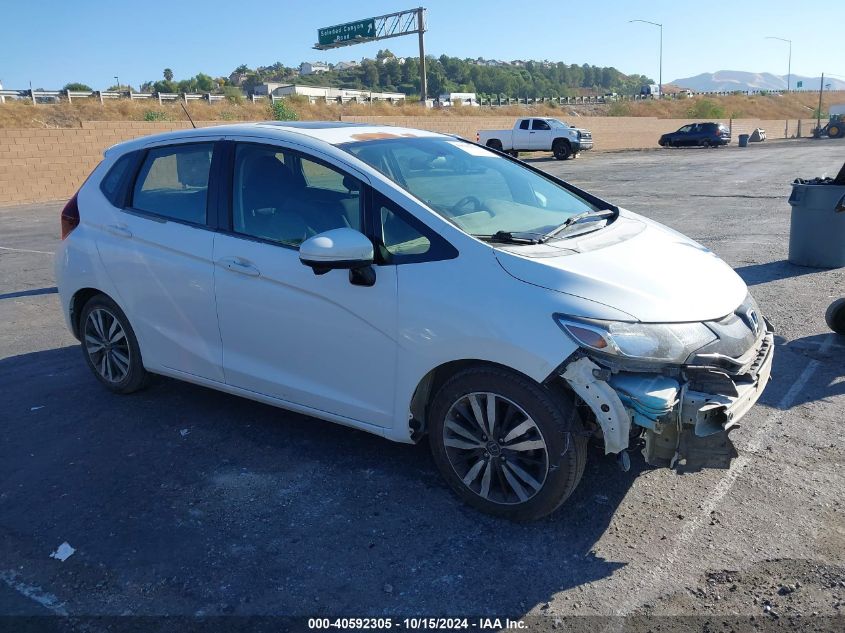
299 228 374 274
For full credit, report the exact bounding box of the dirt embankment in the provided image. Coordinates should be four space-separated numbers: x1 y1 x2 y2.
0 92 829 128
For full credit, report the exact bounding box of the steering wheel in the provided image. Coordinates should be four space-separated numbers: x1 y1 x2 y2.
451 195 483 215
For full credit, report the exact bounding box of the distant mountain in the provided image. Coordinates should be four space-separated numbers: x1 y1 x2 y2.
670 70 845 92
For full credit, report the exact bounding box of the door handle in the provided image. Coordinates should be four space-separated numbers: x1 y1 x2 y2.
106 224 132 238
217 257 260 277
529 131 535 134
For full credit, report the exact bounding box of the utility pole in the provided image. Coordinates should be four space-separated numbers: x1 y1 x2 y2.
765 37 792 91
417 7 427 104
629 20 662 98
817 72 824 135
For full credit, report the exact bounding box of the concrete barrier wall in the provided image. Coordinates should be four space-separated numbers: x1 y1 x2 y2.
0 118 820 206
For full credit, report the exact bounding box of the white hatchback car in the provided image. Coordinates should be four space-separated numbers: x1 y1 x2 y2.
56 122 773 520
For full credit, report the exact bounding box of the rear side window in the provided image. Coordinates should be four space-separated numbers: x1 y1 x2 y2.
131 143 213 224
518 120 530 130
100 152 136 206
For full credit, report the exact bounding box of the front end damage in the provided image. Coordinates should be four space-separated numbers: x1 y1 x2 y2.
560 323 774 470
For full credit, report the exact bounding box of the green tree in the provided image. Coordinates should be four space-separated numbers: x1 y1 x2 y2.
194 73 215 92
63 82 92 91
163 68 174 82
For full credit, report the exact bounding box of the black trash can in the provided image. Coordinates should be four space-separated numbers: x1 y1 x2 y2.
738 134 749 147
788 183 845 268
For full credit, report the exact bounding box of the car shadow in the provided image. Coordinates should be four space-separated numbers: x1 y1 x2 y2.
0 345 637 618
733 260 827 286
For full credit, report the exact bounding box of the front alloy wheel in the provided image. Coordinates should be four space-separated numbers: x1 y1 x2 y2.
429 366 587 521
443 392 549 505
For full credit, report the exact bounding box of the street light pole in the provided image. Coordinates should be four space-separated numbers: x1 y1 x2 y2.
629 19 662 98
765 37 792 91
114 75 120 92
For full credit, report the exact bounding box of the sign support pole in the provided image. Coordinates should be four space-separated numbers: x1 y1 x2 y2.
417 7 427 104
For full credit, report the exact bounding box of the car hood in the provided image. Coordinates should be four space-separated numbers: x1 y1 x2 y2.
494 210 747 322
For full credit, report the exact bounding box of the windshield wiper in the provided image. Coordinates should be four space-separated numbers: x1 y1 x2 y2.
476 230 542 244
539 209 615 243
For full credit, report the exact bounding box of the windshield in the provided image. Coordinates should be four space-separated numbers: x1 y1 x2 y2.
342 137 599 237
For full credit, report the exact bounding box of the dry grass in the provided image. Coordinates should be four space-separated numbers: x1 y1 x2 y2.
0 92 827 128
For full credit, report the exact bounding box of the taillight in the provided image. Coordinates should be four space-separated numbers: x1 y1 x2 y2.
61 193 80 240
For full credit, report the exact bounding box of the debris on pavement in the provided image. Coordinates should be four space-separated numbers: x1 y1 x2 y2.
49 542 75 562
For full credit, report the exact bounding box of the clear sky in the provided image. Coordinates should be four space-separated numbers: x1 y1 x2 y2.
1 0 843 89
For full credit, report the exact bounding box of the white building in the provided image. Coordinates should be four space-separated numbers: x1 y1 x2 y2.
334 61 360 71
299 62 330 76
255 83 405 104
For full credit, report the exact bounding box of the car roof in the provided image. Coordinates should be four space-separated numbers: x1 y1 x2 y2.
104 121 449 156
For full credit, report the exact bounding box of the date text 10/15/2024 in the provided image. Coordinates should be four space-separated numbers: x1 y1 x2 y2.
308 618 527 630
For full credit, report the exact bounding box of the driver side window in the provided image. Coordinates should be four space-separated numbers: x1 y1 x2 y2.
532 119 551 130
231 143 362 247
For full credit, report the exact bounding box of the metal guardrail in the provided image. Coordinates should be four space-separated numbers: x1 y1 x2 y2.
0 89 232 104
2 87 843 107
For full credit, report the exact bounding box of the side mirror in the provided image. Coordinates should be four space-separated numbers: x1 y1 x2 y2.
299 228 375 279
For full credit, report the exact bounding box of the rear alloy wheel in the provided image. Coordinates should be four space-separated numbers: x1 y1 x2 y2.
80 295 149 394
701 139 712 148
429 366 586 521
552 140 572 160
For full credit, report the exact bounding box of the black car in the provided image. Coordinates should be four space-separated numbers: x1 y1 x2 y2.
659 122 731 148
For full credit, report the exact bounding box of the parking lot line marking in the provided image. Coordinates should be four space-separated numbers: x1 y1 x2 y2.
0 570 68 616
0 246 55 255
612 334 834 617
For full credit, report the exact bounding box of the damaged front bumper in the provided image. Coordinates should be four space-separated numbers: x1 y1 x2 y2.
561 327 774 470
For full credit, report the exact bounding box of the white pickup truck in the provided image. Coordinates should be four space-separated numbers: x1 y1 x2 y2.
477 117 593 160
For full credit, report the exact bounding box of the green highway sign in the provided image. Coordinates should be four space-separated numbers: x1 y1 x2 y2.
318 18 376 47
797 80 803 88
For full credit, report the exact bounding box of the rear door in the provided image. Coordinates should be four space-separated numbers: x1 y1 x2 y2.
513 119 531 150
212 141 399 427
95 139 224 381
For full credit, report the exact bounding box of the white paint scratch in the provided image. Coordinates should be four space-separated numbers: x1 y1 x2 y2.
0 570 68 616
0 246 55 255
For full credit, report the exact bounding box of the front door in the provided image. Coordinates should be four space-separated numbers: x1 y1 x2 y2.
530 118 552 150
212 142 398 427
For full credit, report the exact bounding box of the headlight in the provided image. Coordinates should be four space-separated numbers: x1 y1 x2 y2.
554 315 717 364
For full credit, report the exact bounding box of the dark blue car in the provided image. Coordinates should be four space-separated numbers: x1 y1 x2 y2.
659 122 731 148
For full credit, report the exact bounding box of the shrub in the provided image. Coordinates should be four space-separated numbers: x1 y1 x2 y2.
687 99 725 119
608 101 632 116
223 86 243 105
144 110 168 121
269 99 298 121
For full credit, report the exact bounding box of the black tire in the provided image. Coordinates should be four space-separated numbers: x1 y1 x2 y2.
428 365 587 521
701 139 712 148
508 150 519 158
825 298 845 335
486 140 503 152
80 294 149 394
552 139 572 160
829 124 843 139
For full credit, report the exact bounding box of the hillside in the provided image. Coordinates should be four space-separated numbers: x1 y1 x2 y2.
672 70 845 92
